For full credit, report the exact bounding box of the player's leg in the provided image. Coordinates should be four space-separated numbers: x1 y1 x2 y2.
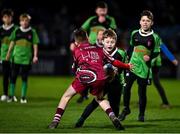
75 98 99 128
48 84 77 129
119 72 136 121
20 64 31 103
8 63 19 102
1 61 11 101
95 97 124 130
152 66 170 107
48 78 86 129
137 77 147 122
75 83 110 128
107 79 122 116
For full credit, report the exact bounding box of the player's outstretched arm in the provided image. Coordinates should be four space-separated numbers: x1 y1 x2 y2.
112 60 131 69
160 43 178 66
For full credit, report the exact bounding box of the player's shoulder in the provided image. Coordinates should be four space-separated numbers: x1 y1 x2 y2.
13 24 19 28
106 15 115 20
152 30 161 38
131 29 139 35
85 16 97 21
117 48 126 55
31 27 37 32
11 26 20 33
150 30 161 43
129 29 139 38
12 25 19 31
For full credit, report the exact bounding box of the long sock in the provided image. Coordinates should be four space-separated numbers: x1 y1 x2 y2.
21 81 27 98
105 108 115 117
9 83 15 97
53 108 64 123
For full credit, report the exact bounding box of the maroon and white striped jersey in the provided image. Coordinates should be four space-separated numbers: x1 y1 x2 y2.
72 42 130 81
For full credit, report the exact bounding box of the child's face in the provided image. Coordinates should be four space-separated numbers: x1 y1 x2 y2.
2 15 12 25
96 7 107 17
140 16 153 31
97 30 104 43
103 37 116 53
20 18 30 28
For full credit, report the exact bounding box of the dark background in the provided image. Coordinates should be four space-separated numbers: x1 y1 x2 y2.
0 0 180 77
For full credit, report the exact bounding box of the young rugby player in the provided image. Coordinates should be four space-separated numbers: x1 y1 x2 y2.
119 10 161 122
81 1 117 45
0 9 17 101
76 28 105 103
6 13 39 103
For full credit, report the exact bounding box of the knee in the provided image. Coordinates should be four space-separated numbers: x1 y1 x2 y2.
96 96 104 101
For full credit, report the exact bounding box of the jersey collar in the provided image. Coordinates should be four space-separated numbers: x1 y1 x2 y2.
139 29 154 37
20 26 32 32
2 23 14 30
110 47 118 57
103 47 118 57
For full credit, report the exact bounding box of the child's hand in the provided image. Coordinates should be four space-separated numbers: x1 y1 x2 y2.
143 55 150 62
6 54 10 61
172 59 178 66
70 42 76 52
33 56 38 63
128 63 134 71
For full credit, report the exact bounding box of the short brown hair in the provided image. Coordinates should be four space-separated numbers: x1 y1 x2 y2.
102 29 117 41
96 1 108 9
140 10 153 20
19 13 31 21
73 29 88 43
1 9 14 17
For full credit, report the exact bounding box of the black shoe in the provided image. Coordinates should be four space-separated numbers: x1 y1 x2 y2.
48 121 59 129
118 109 130 121
110 114 125 130
75 117 84 128
138 116 144 122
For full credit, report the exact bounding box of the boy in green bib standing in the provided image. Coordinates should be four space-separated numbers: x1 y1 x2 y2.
6 13 39 103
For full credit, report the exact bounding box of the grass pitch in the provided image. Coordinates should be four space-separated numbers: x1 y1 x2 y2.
0 76 180 133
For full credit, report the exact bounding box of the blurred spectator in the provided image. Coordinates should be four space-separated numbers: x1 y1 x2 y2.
38 24 49 46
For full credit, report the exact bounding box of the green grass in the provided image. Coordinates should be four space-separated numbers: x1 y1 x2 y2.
0 76 180 133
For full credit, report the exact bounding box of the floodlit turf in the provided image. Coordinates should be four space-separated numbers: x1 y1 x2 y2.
0 76 180 133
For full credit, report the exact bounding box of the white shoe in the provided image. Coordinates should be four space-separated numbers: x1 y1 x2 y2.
7 96 17 102
1 95 8 101
13 96 17 102
20 98 27 104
